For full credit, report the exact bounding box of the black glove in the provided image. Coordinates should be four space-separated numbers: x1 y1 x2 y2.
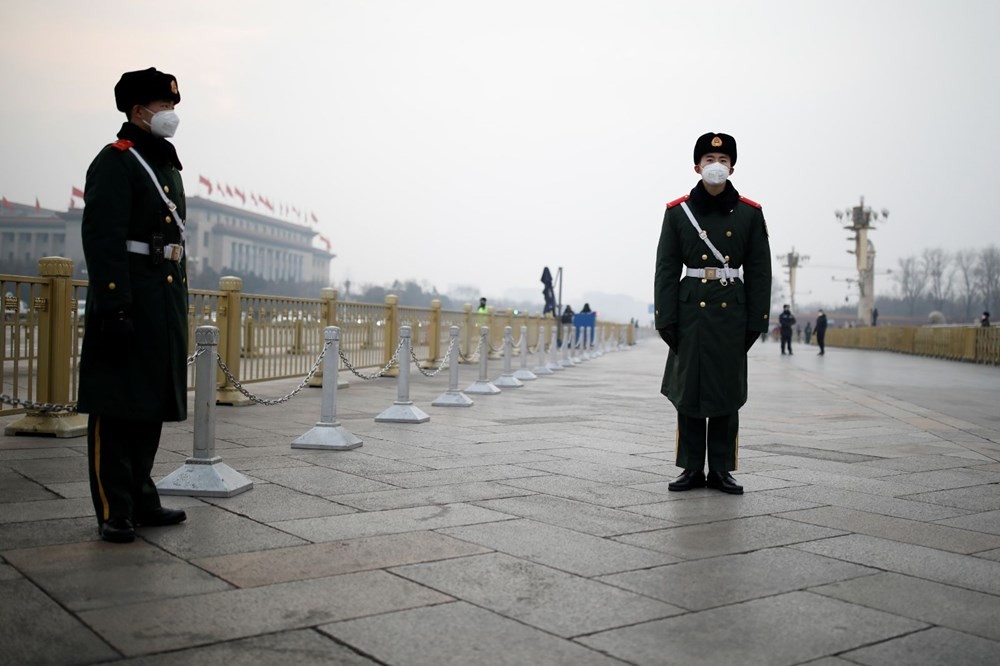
745 329 758 352
658 325 678 353
100 309 134 360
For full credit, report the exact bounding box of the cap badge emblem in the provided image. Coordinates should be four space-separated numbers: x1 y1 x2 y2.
711 136 723 147
170 80 178 94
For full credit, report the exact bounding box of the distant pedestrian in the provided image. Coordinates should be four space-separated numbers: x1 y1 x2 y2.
560 305 574 324
815 309 828 355
982 311 991 327
476 297 488 314
581 302 592 313
795 325 802 342
871 307 879 327
779 304 796 355
804 321 812 344
654 131 772 496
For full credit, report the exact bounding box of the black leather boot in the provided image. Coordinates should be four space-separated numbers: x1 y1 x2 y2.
135 507 187 527
99 517 135 543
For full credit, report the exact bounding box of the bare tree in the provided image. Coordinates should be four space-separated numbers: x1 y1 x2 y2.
922 248 952 312
894 256 926 316
975 245 1000 315
953 249 978 321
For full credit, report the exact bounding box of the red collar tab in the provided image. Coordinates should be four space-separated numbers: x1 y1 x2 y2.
738 195 761 209
110 139 134 151
666 195 690 209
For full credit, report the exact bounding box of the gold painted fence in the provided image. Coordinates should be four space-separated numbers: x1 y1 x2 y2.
824 325 1000 364
2 258 634 418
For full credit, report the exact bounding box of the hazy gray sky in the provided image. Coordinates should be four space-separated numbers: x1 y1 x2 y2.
2 0 999 321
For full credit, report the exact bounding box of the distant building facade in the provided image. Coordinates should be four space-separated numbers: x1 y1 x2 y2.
0 196 334 283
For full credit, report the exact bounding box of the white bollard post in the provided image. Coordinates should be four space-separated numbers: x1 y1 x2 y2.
570 327 582 364
513 325 538 381
375 326 430 423
465 326 501 394
433 326 474 407
495 326 524 388
547 325 563 371
533 325 554 375
293 327 363 449
157 326 254 497
560 325 574 367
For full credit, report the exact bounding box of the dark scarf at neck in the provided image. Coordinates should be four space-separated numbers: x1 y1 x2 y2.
116 122 183 170
688 180 739 214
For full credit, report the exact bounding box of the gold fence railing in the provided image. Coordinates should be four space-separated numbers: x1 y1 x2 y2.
824 325 1000 364
2 258 634 431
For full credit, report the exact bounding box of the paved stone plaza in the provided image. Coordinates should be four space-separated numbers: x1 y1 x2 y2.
2 337 1000 665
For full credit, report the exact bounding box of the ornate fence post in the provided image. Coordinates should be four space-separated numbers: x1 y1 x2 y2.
309 287 338 388
216 276 250 406
383 294 400 377
423 298 442 369
158 325 254 496
487 307 502 359
5 257 87 437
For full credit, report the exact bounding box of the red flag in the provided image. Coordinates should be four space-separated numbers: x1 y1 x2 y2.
250 193 258 205
69 197 75 209
224 185 233 198
234 187 246 204
319 235 331 252
198 175 213 195
71 186 85 199
1 196 12 210
217 182 225 195
35 197 41 212
310 211 318 223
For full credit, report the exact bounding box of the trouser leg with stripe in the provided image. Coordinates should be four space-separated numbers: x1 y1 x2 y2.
676 411 739 472
87 415 163 525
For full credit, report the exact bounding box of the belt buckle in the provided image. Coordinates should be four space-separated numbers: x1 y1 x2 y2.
169 245 182 261
704 268 717 280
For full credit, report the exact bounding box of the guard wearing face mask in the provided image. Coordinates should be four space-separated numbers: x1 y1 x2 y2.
654 132 772 495
78 67 188 543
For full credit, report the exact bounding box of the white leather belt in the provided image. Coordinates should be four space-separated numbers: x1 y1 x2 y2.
686 267 740 280
126 240 184 261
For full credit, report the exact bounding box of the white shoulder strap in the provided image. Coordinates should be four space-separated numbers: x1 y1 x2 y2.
127 147 186 242
680 201 729 271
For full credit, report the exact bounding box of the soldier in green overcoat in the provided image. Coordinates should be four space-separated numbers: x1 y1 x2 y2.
654 132 772 494
78 68 189 542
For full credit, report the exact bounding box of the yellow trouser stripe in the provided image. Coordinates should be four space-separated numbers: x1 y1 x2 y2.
94 417 110 521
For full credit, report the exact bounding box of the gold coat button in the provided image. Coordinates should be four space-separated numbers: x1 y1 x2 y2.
163 185 170 193
701 254 708 261
699 301 706 308
165 215 172 223
167 275 174 284
721 302 728 308
724 255 730 261
182 277 186 284
108 282 116 290
763 314 769 320
701 278 708 284
726 231 733 237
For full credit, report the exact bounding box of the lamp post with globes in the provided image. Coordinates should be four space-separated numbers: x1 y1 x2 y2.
835 196 888 325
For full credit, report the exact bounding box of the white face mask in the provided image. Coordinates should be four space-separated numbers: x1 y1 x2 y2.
143 107 180 138
701 162 730 186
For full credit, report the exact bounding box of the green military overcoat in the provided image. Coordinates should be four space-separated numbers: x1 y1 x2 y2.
78 123 188 422
654 183 771 418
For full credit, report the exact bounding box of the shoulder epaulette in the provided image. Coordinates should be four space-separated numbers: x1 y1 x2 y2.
666 195 690 209
109 139 134 151
738 195 761 209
